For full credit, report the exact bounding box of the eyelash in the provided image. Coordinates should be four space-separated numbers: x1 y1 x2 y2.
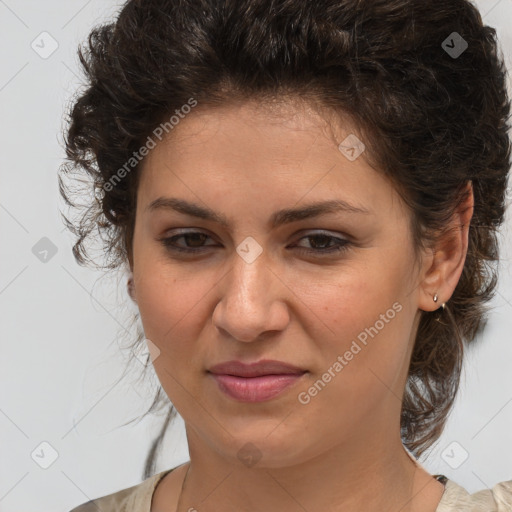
158 230 351 257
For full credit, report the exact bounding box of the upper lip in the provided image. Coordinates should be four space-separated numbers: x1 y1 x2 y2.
208 359 306 377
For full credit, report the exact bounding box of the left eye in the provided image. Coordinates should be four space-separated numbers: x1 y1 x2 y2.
294 232 350 255
159 230 350 256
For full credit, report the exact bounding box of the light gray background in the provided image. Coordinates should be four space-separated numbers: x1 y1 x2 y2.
0 1 511 510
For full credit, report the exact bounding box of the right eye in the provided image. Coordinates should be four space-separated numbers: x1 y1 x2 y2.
158 230 218 254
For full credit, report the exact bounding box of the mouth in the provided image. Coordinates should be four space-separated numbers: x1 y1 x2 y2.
207 359 307 402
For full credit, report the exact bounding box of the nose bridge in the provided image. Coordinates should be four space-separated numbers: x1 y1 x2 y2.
232 248 270 306
213 245 288 342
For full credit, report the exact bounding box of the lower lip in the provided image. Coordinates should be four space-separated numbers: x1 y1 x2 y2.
209 373 306 402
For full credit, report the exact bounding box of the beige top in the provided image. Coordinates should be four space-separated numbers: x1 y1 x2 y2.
68 466 512 511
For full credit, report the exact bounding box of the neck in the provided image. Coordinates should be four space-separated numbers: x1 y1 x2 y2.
176 427 442 512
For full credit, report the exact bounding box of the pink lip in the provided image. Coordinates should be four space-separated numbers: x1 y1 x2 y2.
207 359 307 402
209 373 306 402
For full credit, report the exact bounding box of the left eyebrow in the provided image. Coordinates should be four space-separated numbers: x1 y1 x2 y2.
145 197 372 230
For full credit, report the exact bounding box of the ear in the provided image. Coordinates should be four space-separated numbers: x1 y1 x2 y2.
127 270 137 303
417 181 474 312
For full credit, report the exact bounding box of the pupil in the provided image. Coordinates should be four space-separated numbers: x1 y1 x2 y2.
186 233 207 247
310 235 330 248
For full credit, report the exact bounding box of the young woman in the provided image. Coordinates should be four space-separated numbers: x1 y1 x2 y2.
61 0 512 510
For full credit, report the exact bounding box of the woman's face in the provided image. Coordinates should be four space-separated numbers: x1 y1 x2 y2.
131 99 429 467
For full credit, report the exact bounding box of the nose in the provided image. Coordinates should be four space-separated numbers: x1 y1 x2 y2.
211 248 290 343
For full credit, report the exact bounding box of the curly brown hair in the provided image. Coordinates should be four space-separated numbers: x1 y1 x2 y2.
59 0 512 480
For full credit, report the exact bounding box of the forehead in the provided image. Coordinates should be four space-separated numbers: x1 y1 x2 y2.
145 97 364 162
136 99 405 222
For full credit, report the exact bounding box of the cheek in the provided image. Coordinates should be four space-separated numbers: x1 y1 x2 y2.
134 266 212 406
136 272 208 341
305 266 398 337
304 263 412 386
295 292 410 433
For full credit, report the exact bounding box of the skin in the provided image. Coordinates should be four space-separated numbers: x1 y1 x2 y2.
128 98 474 512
